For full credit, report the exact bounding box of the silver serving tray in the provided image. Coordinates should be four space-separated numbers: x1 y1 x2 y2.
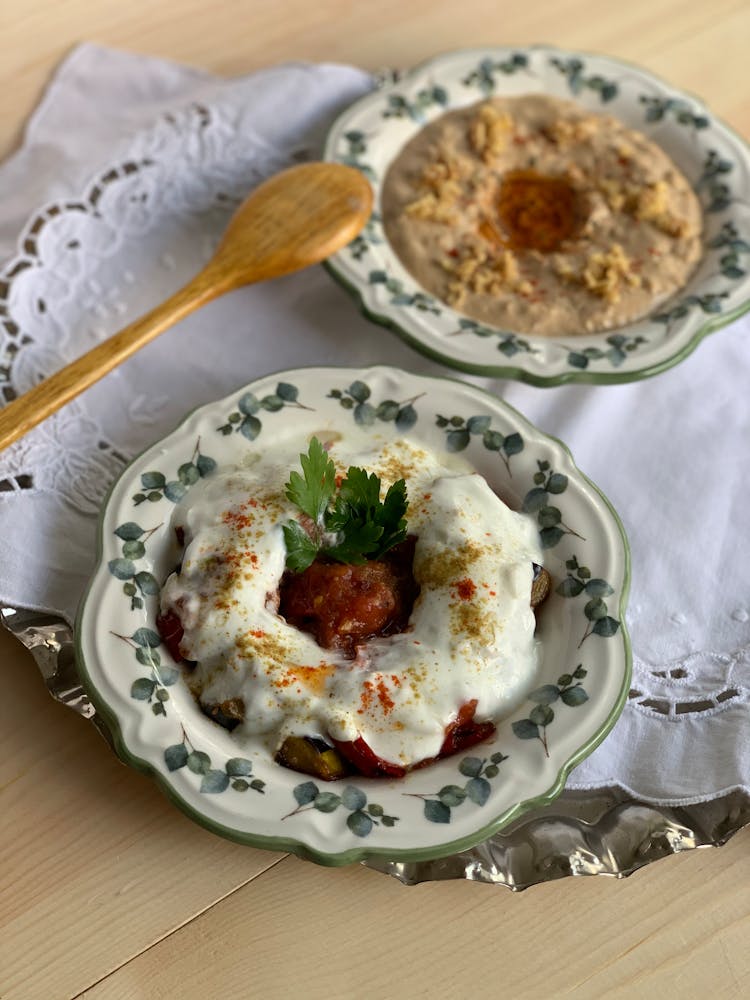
4 603 747 890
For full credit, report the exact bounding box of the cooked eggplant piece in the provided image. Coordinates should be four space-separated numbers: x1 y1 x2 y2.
276 735 351 781
202 698 245 732
531 564 551 609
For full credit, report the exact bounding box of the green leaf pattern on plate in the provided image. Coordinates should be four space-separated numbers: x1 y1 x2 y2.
707 222 750 280
522 460 585 548
696 149 734 213
338 129 377 180
556 554 621 645
108 522 162 610
112 438 218 611
435 412 524 476
461 53 530 94
217 382 312 439
111 628 179 719
165 727 266 795
327 380 423 430
381 85 449 123
406 752 509 824
368 270 442 314
512 666 589 756
638 95 709 130
283 782 398 837
548 56 618 102
564 333 649 371
131 438 216 505
450 318 539 359
348 211 383 260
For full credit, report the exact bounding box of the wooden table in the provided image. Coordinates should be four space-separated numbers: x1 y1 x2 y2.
2 3 749 998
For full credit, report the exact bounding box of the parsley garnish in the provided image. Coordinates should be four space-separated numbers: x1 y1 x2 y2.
282 437 408 572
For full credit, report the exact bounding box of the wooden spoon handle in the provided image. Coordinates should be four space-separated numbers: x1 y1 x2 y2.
0 266 227 452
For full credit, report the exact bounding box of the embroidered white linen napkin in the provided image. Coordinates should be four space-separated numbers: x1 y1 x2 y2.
1 43 747 805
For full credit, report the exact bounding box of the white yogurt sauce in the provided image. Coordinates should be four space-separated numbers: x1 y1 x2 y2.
161 436 543 768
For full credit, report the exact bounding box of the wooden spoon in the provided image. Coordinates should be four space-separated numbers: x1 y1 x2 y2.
0 162 373 451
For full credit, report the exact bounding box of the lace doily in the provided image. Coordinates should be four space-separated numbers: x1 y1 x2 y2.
0 43 748 807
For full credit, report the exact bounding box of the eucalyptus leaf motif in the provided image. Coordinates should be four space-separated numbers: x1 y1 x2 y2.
424 800 451 824
555 555 620 644
436 413 524 475
284 781 398 836
418 754 509 823
187 751 211 775
461 53 529 94
466 777 491 806
114 522 144 540
451 318 538 357
131 677 156 700
328 382 424 436
217 383 310 438
132 627 161 647
511 667 590 755
161 740 262 796
201 769 230 794
226 757 253 777
342 786 367 812
347 811 374 837
165 744 188 771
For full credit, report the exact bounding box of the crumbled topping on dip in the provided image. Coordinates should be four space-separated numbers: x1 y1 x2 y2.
381 94 703 336
159 437 543 769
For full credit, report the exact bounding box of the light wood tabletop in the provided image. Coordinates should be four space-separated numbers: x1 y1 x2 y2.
2 3 749 998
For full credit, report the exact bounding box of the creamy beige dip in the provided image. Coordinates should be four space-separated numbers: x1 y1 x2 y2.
381 95 703 336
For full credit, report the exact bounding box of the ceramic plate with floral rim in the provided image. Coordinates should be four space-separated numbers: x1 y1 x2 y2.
323 47 750 385
76 366 631 865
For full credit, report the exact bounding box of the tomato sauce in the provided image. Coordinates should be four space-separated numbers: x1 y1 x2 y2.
278 537 419 657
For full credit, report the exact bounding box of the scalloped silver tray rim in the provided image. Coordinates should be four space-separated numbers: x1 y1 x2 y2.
3 603 747 891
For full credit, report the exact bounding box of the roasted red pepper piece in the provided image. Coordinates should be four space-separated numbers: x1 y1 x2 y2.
438 699 496 757
156 609 184 662
333 700 495 778
331 736 407 779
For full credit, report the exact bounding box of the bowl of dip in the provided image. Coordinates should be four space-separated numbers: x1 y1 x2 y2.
324 47 750 385
77 365 631 865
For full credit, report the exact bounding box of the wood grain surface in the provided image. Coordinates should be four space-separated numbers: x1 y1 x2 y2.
1 3 749 998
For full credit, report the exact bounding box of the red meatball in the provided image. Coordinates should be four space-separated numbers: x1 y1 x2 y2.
279 538 418 656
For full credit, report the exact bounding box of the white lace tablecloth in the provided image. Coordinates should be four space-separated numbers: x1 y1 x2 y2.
1 43 748 806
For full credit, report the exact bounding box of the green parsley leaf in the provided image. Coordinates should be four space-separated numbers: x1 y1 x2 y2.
282 521 319 573
374 478 408 555
323 516 383 565
337 466 381 511
282 438 409 571
284 436 336 525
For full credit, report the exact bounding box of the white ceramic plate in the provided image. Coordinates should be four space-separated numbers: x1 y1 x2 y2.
324 47 750 385
77 366 631 865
